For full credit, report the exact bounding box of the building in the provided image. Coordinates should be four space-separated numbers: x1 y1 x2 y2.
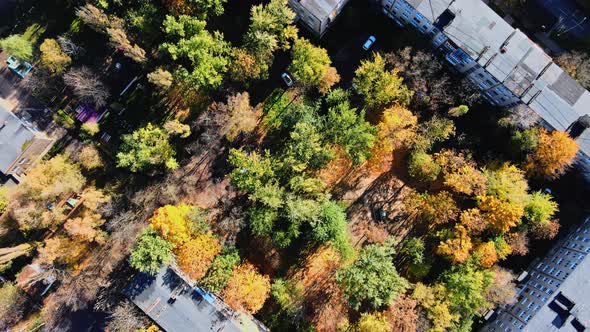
0 105 54 184
289 0 350 37
481 217 590 332
124 266 269 332
375 0 590 182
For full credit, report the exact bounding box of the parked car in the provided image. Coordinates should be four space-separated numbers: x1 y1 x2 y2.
281 72 294 87
363 36 376 50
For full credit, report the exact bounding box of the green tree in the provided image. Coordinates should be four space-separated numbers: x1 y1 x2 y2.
161 15 230 90
283 122 333 172
116 123 178 172
336 242 408 310
311 200 353 259
407 150 441 182
353 53 413 109
271 278 304 315
288 38 339 93
414 115 456 151
399 237 425 265
1 34 33 61
525 191 558 224
229 148 276 193
440 262 494 329
324 93 376 165
243 0 297 80
201 249 241 293
130 229 173 274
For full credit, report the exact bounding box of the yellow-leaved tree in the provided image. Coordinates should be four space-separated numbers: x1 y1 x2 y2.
148 204 192 248
222 263 271 314
477 195 524 234
436 225 472 264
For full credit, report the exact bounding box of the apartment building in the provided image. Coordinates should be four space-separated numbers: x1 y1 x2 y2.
288 0 349 37
376 0 590 182
481 217 590 332
0 106 54 184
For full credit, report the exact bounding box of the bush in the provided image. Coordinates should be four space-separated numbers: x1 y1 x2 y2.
81 122 100 137
53 109 76 129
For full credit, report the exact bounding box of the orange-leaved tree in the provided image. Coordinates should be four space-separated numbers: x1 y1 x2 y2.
525 129 578 179
148 204 192 248
222 262 271 314
175 232 221 280
474 241 498 268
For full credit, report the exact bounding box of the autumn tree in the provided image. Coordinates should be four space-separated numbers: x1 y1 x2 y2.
385 295 418 332
0 282 28 331
163 119 191 138
176 232 221 280
336 242 408 310
404 190 459 226
130 229 173 274
371 104 417 165
414 115 455 151
147 68 174 91
117 123 178 172
288 38 339 93
63 67 110 107
161 15 230 90
37 236 89 267
506 232 529 256
77 145 104 171
39 38 71 75
223 263 271 314
0 34 33 61
530 219 560 240
436 225 473 264
356 313 391 332
229 48 263 82
435 150 487 196
201 249 241 293
353 53 413 109
474 241 499 268
8 155 85 230
525 129 578 179
485 267 517 307
412 283 459 331
64 212 106 243
148 204 193 248
210 92 260 141
407 150 441 182
477 195 524 233
459 208 487 235
0 188 7 215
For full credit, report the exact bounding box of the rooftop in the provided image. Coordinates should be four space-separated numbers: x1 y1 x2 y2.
409 0 590 160
298 0 340 19
124 266 266 332
0 105 38 174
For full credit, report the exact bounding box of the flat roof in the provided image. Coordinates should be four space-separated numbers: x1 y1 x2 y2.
124 266 264 332
409 0 590 158
298 0 340 19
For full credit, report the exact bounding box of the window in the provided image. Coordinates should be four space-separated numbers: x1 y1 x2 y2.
521 298 528 305
557 258 564 264
518 310 526 318
525 314 532 322
571 262 578 269
541 296 547 302
555 270 562 277
533 305 540 311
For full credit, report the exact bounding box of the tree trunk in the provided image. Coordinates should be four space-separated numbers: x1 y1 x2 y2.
0 243 32 265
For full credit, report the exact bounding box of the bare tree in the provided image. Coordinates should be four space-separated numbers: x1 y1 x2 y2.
107 301 145 332
57 34 85 57
63 67 110 107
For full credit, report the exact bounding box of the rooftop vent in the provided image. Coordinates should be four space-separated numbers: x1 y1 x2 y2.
567 114 590 139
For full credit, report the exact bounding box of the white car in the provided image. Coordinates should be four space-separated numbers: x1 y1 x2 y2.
363 36 376 50
281 72 294 87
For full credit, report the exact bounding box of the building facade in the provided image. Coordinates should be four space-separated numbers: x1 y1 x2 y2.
376 0 590 183
481 217 590 332
288 0 349 37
